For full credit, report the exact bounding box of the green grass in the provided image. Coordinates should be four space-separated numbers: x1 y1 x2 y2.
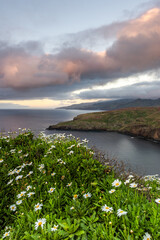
48 107 160 141
1 129 160 239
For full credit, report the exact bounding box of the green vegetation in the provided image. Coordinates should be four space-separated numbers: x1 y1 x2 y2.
1 129 160 239
48 107 160 141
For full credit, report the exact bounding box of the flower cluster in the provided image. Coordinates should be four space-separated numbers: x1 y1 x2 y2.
1 130 158 239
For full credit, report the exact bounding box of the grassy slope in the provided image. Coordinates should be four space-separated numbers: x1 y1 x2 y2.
1 130 160 239
48 107 160 140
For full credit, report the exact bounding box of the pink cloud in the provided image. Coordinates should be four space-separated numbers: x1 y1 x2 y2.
0 7 160 89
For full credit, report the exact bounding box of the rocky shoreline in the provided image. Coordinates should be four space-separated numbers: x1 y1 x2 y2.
47 124 160 143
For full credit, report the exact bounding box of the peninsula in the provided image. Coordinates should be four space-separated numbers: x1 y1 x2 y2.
47 107 160 142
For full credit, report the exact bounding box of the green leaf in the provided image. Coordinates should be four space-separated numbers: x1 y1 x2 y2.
59 222 70 230
75 230 85 236
69 234 74 238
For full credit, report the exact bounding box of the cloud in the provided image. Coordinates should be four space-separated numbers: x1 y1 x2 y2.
61 21 127 49
0 7 160 100
77 80 160 100
107 8 160 73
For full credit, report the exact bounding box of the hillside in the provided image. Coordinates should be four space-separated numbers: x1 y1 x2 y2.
59 98 160 110
48 107 160 142
1 130 160 239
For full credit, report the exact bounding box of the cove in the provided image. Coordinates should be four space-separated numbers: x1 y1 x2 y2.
46 129 160 175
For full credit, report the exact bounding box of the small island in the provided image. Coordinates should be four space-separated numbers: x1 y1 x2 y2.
47 107 160 142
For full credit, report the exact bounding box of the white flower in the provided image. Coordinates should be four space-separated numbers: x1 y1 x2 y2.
47 151 52 154
68 150 74 155
38 164 44 170
20 163 26 168
57 159 62 162
24 153 29 157
109 189 115 194
15 175 23 181
48 187 55 193
7 179 13 185
101 204 113 212
70 206 74 210
112 179 122 187
25 171 33 178
27 192 35 197
83 192 92 198
26 185 32 191
16 169 22 174
73 194 78 200
155 198 160 204
17 191 26 198
128 175 134 178
89 151 94 154
50 145 56 149
67 146 73 149
61 161 66 164
67 134 73 137
8 170 15 176
130 183 138 188
117 209 127 217
16 200 22 205
143 232 151 240
51 225 59 231
124 179 130 185
51 172 56 176
0 159 4 163
34 203 43 211
10 204 16 211
66 182 72 187
10 149 16 153
35 218 46 230
3 231 10 238
18 150 22 154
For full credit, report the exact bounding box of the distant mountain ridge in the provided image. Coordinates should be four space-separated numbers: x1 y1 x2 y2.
59 98 160 110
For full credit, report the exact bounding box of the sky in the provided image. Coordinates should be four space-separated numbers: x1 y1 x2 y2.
0 0 160 108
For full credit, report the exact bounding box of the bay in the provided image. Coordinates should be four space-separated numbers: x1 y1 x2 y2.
0 109 160 175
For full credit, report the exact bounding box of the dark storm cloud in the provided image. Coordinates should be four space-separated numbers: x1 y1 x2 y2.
0 82 91 100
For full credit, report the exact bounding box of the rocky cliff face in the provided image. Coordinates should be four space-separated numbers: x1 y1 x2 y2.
127 126 160 141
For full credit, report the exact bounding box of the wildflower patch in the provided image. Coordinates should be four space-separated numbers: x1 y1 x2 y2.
0 130 160 239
